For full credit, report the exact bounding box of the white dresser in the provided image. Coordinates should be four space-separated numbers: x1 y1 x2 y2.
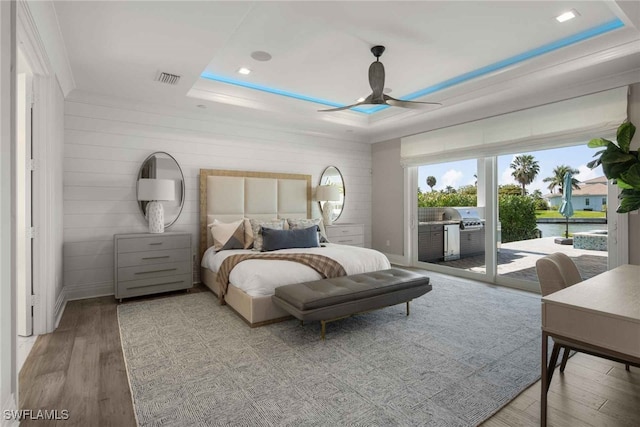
114 232 192 301
325 223 364 247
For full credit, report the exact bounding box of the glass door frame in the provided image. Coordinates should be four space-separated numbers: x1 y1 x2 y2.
406 154 628 294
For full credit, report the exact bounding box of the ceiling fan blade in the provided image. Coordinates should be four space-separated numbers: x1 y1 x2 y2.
318 95 373 112
318 102 365 112
384 94 442 109
368 61 385 99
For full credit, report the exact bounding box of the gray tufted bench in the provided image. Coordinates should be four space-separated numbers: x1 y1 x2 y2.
272 268 431 339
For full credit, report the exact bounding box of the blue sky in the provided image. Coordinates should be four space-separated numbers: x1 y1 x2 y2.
418 144 604 195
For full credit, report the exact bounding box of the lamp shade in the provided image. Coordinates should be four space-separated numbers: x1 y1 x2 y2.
137 179 175 201
316 185 340 201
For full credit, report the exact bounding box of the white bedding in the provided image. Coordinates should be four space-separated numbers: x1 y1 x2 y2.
201 244 391 297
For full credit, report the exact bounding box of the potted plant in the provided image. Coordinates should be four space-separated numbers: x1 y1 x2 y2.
588 121 640 213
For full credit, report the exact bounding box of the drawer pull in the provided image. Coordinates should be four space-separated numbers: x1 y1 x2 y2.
342 230 349 233
142 256 171 260
339 239 353 243
134 268 177 275
148 242 163 246
129 280 184 290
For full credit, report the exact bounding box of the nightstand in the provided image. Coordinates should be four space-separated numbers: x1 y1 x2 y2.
114 232 192 301
325 223 364 247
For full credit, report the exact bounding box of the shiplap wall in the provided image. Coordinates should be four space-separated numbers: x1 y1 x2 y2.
63 94 372 299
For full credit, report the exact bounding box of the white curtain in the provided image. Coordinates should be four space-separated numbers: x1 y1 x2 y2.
400 86 629 167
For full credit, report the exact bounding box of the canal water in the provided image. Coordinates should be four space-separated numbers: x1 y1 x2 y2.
536 222 606 237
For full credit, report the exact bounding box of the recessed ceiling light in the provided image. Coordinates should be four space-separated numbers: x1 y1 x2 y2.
556 10 579 23
237 67 251 75
251 51 272 62
357 97 366 102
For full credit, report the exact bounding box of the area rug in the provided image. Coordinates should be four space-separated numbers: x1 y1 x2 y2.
118 272 542 426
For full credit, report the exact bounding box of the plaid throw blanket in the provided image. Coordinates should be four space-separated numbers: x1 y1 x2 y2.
216 253 347 302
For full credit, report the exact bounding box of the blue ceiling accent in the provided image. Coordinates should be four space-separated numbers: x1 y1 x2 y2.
201 18 624 115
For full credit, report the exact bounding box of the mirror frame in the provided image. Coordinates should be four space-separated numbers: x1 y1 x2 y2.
317 165 345 222
136 151 186 229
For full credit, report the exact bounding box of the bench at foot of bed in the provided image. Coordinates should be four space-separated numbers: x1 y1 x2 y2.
271 268 432 339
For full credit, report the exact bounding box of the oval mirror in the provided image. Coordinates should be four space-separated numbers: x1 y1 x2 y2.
318 165 345 222
136 152 185 229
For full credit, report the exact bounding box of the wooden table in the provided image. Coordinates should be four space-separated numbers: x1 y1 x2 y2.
540 264 640 426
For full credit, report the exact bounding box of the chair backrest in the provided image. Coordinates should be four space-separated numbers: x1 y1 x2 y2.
535 252 583 296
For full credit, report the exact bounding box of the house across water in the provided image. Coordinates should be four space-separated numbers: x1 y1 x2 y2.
545 176 608 211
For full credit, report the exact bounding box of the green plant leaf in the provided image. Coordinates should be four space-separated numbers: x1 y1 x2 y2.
586 158 601 169
592 149 606 158
617 189 640 213
620 163 640 189
587 138 612 148
616 178 633 189
616 122 636 153
601 149 637 179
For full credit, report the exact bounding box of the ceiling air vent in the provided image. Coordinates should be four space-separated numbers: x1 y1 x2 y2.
155 71 181 85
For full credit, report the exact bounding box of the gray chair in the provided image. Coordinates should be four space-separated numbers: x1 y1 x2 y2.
536 253 630 391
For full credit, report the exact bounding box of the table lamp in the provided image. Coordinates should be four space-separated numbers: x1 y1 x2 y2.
316 185 340 226
137 179 175 233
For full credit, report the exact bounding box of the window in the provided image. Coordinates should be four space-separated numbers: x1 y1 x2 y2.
585 198 590 206
602 198 607 206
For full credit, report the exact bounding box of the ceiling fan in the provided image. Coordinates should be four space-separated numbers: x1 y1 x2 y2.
319 45 442 112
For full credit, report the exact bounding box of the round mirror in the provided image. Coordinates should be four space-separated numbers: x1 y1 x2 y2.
318 165 345 222
136 152 185 229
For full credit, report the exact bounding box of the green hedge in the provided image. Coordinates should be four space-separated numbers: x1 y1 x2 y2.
499 195 539 243
418 192 477 207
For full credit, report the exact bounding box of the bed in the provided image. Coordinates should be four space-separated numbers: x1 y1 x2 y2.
199 169 391 327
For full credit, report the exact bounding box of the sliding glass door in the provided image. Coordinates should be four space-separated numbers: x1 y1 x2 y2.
414 159 487 278
410 143 616 291
495 145 608 287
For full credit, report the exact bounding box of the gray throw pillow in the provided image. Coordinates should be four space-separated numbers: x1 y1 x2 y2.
261 226 320 252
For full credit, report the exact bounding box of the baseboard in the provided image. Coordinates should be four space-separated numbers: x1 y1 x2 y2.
63 281 114 302
1 393 19 427
383 252 409 266
54 289 67 329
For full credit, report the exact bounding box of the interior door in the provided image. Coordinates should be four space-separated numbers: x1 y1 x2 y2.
17 72 33 337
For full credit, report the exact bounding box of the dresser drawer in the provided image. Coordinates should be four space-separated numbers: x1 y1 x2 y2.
326 224 364 238
330 235 364 247
117 248 191 268
117 261 191 282
117 274 192 299
117 234 190 253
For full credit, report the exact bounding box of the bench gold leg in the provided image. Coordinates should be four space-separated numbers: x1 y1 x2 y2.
406 301 410 316
321 320 326 340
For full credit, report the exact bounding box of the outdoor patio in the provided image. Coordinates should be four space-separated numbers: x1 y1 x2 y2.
435 236 608 282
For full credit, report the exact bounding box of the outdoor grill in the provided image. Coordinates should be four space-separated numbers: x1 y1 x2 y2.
443 207 485 259
441 207 484 229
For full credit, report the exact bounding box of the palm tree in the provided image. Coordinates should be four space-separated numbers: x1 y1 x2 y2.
426 176 436 192
510 155 540 196
543 165 580 194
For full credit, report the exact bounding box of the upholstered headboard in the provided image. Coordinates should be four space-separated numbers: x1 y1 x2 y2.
199 169 312 258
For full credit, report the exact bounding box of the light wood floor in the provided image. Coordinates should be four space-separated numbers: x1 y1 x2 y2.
20 289 639 426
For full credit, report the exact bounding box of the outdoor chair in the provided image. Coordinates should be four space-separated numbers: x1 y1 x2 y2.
536 252 631 392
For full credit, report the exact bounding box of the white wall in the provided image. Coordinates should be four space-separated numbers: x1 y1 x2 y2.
372 139 404 256
62 92 372 299
48 77 65 324
0 0 17 418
